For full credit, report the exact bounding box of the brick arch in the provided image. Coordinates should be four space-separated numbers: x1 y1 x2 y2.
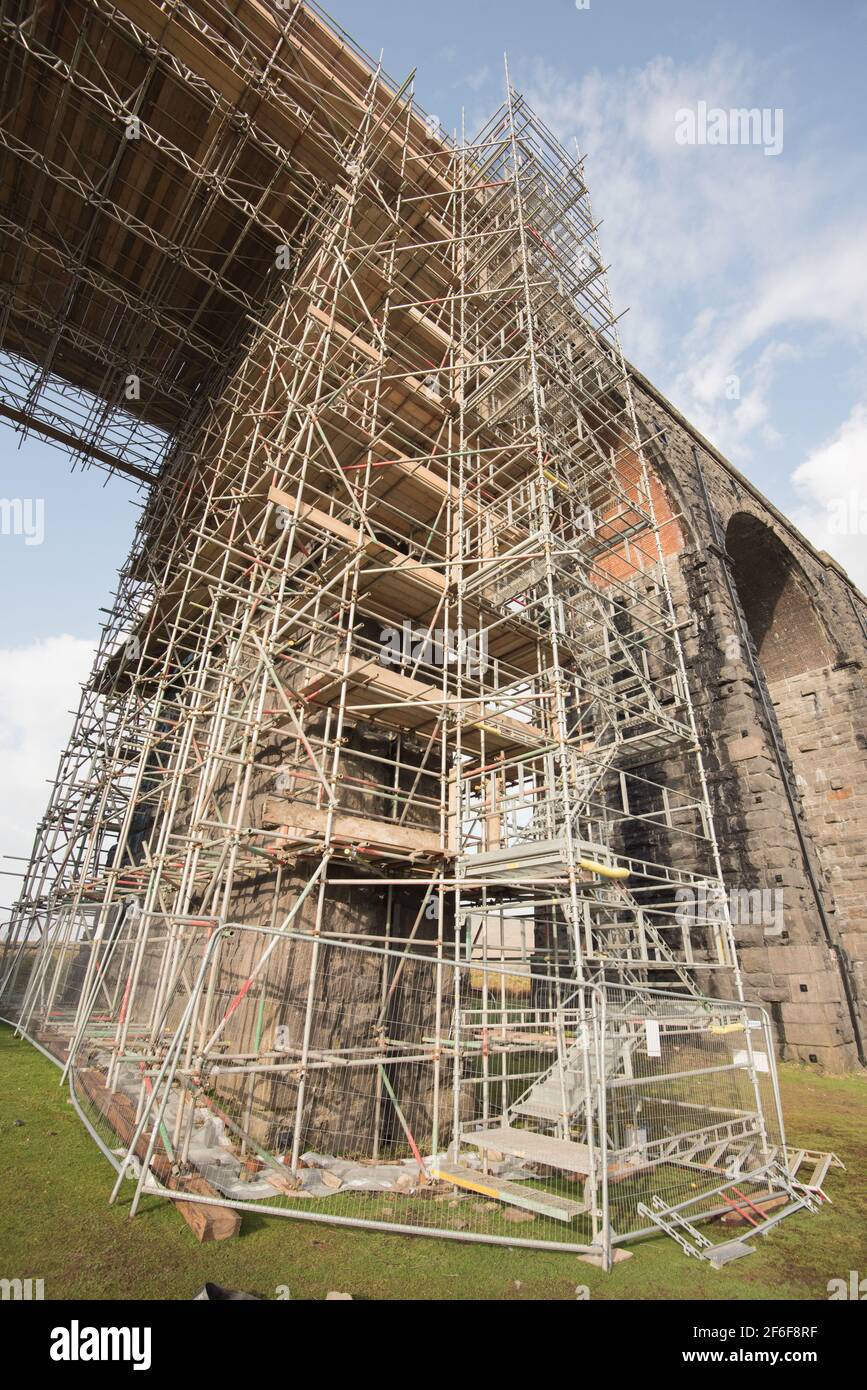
725 511 834 681
644 456 688 561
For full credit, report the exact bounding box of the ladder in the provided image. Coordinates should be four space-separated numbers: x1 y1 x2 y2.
560 878 697 992
785 1147 844 1200
637 1194 715 1259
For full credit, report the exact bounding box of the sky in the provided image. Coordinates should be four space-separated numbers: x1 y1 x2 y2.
1 0 866 896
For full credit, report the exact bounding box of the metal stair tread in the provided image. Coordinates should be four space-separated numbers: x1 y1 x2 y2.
512 1100 565 1121
461 1125 593 1175
704 1239 756 1269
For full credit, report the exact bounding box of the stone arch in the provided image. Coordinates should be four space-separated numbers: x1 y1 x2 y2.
725 511 834 680
722 509 867 1066
623 384 866 1066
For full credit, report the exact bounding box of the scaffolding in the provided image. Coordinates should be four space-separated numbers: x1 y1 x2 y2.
0 0 835 1264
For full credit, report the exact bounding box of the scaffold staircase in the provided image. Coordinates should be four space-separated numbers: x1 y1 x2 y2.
449 995 643 1212
637 1161 822 1268
506 1019 635 1126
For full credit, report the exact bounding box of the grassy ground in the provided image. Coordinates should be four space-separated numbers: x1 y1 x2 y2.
1 1024 864 1300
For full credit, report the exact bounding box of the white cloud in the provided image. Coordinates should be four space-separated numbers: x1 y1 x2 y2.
790 402 867 591
523 49 805 364
674 230 867 457
0 635 95 902
518 48 867 463
462 64 490 93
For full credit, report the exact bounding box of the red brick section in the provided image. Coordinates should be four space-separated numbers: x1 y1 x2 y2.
591 442 685 589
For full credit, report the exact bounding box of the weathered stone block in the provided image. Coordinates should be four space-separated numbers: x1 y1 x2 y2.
727 735 767 763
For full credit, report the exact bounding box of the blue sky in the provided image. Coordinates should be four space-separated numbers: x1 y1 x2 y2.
2 0 866 882
325 0 867 573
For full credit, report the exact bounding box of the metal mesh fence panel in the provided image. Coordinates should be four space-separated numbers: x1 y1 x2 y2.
54 922 791 1259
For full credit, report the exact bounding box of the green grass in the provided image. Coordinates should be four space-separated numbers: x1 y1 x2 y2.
1 1023 864 1300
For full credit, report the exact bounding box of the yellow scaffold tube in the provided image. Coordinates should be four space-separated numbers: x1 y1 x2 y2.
578 858 630 880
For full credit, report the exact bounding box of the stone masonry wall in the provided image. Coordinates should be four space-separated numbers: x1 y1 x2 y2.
629 367 867 1071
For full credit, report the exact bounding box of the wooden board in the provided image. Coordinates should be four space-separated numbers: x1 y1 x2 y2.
432 1163 586 1223
76 1067 241 1242
262 796 449 860
297 654 543 754
268 484 543 672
